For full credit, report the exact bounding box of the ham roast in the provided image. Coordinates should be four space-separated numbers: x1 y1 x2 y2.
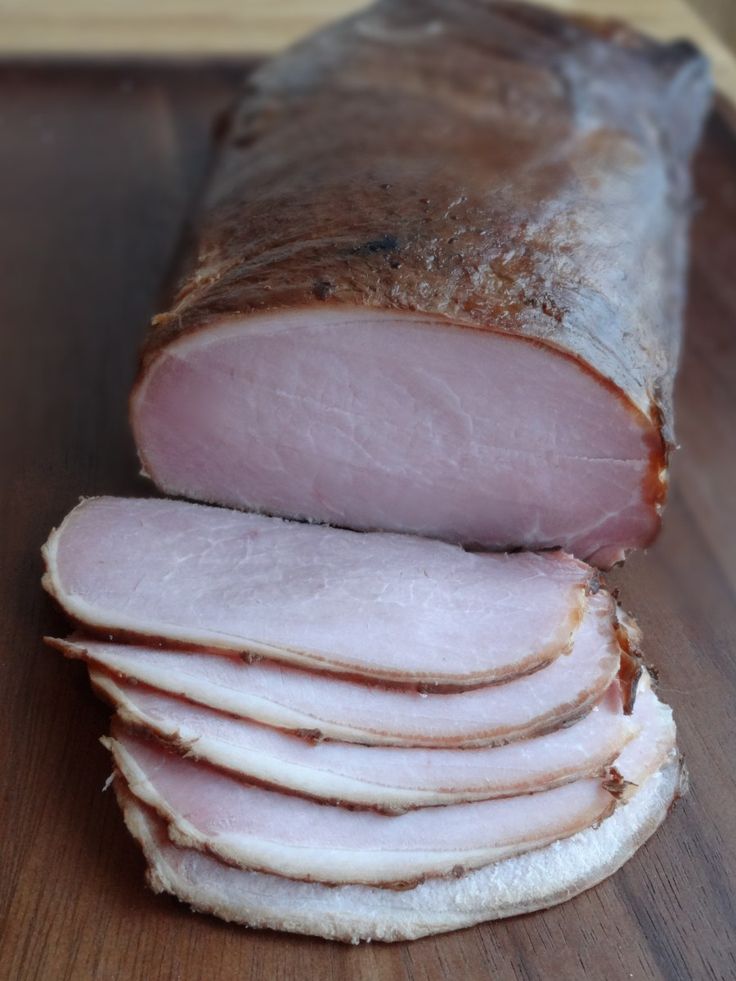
42 496 593 687
129 0 710 566
38 0 706 943
52 589 622 748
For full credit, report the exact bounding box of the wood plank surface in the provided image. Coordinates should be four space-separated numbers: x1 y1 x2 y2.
1 0 736 103
0 61 735 981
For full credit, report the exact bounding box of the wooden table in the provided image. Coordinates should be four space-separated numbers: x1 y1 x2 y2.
1 57 735 981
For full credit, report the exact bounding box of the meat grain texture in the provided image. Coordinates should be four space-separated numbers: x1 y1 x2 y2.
131 0 710 565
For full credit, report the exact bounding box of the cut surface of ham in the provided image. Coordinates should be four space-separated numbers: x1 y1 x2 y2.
130 0 710 566
51 589 621 748
92 672 634 810
115 755 682 942
43 496 592 686
106 677 673 886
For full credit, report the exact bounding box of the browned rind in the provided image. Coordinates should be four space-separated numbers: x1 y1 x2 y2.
611 608 644 716
602 765 637 803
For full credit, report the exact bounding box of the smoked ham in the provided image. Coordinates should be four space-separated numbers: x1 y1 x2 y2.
51 588 621 747
109 725 616 886
106 676 674 886
129 0 710 566
91 673 634 810
36 0 701 941
103 672 675 885
115 754 683 942
42 496 592 687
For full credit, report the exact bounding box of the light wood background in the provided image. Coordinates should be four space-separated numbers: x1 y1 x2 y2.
1 0 736 99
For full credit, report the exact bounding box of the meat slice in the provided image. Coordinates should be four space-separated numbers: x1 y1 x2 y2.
109 726 612 886
42 496 592 687
92 672 634 810
106 677 673 886
51 589 621 748
115 755 683 942
130 0 710 566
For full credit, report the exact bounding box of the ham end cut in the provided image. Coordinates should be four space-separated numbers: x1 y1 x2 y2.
129 0 710 566
42 496 593 687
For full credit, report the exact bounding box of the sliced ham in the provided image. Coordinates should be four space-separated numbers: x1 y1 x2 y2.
92 672 634 810
50 588 621 748
129 0 710 566
106 676 673 886
115 755 683 942
42 496 593 687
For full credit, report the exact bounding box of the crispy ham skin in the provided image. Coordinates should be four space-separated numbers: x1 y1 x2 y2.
50 590 620 748
130 0 710 566
116 757 683 942
106 677 674 886
91 672 635 810
42 497 592 688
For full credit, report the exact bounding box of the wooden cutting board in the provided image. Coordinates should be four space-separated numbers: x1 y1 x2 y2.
1 48 735 981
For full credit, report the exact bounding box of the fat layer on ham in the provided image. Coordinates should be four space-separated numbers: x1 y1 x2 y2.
130 0 710 566
42 496 592 686
92 671 634 810
51 588 621 748
115 756 683 942
106 677 673 886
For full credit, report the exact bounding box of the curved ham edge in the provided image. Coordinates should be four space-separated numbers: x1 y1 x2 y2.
40 497 593 688
114 755 683 942
45 590 621 749
92 670 636 810
104 675 674 886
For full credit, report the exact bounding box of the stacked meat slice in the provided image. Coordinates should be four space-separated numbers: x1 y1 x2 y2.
43 497 683 942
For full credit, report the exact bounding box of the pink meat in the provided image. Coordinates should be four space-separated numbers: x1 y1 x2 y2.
133 313 660 568
42 496 592 686
92 671 633 809
51 589 620 748
130 1 710 566
113 754 683 941
106 677 673 886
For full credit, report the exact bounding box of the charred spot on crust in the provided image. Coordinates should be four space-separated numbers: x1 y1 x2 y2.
350 234 400 256
240 651 263 664
614 611 644 716
295 728 324 744
618 648 643 715
312 279 335 300
602 765 637 802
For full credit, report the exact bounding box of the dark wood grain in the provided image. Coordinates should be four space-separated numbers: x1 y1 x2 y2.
0 63 734 981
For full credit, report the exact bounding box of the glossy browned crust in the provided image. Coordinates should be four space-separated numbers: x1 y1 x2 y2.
133 0 711 548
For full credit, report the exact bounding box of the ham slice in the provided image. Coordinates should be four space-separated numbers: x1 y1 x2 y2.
129 0 710 566
42 496 593 687
91 672 634 810
115 755 683 942
106 677 673 886
50 589 621 748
